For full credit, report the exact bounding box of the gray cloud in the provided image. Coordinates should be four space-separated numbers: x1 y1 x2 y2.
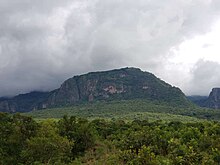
186 60 220 95
0 0 220 96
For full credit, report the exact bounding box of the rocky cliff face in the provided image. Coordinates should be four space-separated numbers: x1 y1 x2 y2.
205 88 220 109
42 67 190 108
189 88 220 109
0 92 51 112
0 67 190 112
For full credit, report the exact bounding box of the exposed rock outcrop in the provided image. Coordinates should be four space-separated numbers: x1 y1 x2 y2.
189 88 220 109
205 88 220 109
0 67 191 112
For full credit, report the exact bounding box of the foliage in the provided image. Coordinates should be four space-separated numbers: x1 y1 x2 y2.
0 113 38 164
21 120 72 164
57 116 96 158
25 99 220 121
1 113 220 164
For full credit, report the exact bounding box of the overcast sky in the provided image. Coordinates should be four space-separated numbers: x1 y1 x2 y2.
0 0 220 97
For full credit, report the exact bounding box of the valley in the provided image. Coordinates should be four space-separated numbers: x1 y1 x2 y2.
1 68 220 164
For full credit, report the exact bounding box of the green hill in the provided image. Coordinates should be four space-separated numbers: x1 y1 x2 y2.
0 67 192 112
43 67 191 108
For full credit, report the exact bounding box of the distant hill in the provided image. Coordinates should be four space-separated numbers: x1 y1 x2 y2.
0 67 191 112
204 88 220 109
187 96 208 107
188 88 220 109
0 92 51 112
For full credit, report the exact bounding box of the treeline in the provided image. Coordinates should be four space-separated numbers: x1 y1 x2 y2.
26 99 220 121
1 113 220 164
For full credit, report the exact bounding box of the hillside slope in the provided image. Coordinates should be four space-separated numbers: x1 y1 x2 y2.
0 92 51 112
43 67 190 108
189 88 220 109
0 67 191 112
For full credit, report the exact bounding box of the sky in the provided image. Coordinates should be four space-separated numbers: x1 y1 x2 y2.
0 0 220 97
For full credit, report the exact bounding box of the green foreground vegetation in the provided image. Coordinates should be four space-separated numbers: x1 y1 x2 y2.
2 100 220 164
1 113 220 164
25 99 220 121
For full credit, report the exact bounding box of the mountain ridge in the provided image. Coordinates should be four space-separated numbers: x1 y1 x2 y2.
0 67 191 112
188 88 220 109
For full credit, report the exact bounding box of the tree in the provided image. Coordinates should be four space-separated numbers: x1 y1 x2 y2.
0 113 38 165
58 116 96 158
21 120 72 164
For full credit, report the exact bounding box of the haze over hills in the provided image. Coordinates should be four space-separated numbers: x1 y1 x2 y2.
189 88 220 109
0 67 191 113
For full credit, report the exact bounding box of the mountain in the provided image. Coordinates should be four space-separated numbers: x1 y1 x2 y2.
0 67 191 112
189 88 220 109
204 88 220 109
0 92 51 112
187 96 208 107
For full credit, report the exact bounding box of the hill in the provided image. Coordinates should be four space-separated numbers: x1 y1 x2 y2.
204 88 220 109
0 92 50 112
187 96 208 107
0 67 191 112
189 88 220 109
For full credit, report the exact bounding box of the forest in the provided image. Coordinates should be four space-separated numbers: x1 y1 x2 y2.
1 112 220 165
26 99 220 121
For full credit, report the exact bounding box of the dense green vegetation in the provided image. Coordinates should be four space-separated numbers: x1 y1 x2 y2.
1 113 220 164
26 99 220 121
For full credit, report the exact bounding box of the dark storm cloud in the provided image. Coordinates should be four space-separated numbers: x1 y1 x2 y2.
0 0 220 96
